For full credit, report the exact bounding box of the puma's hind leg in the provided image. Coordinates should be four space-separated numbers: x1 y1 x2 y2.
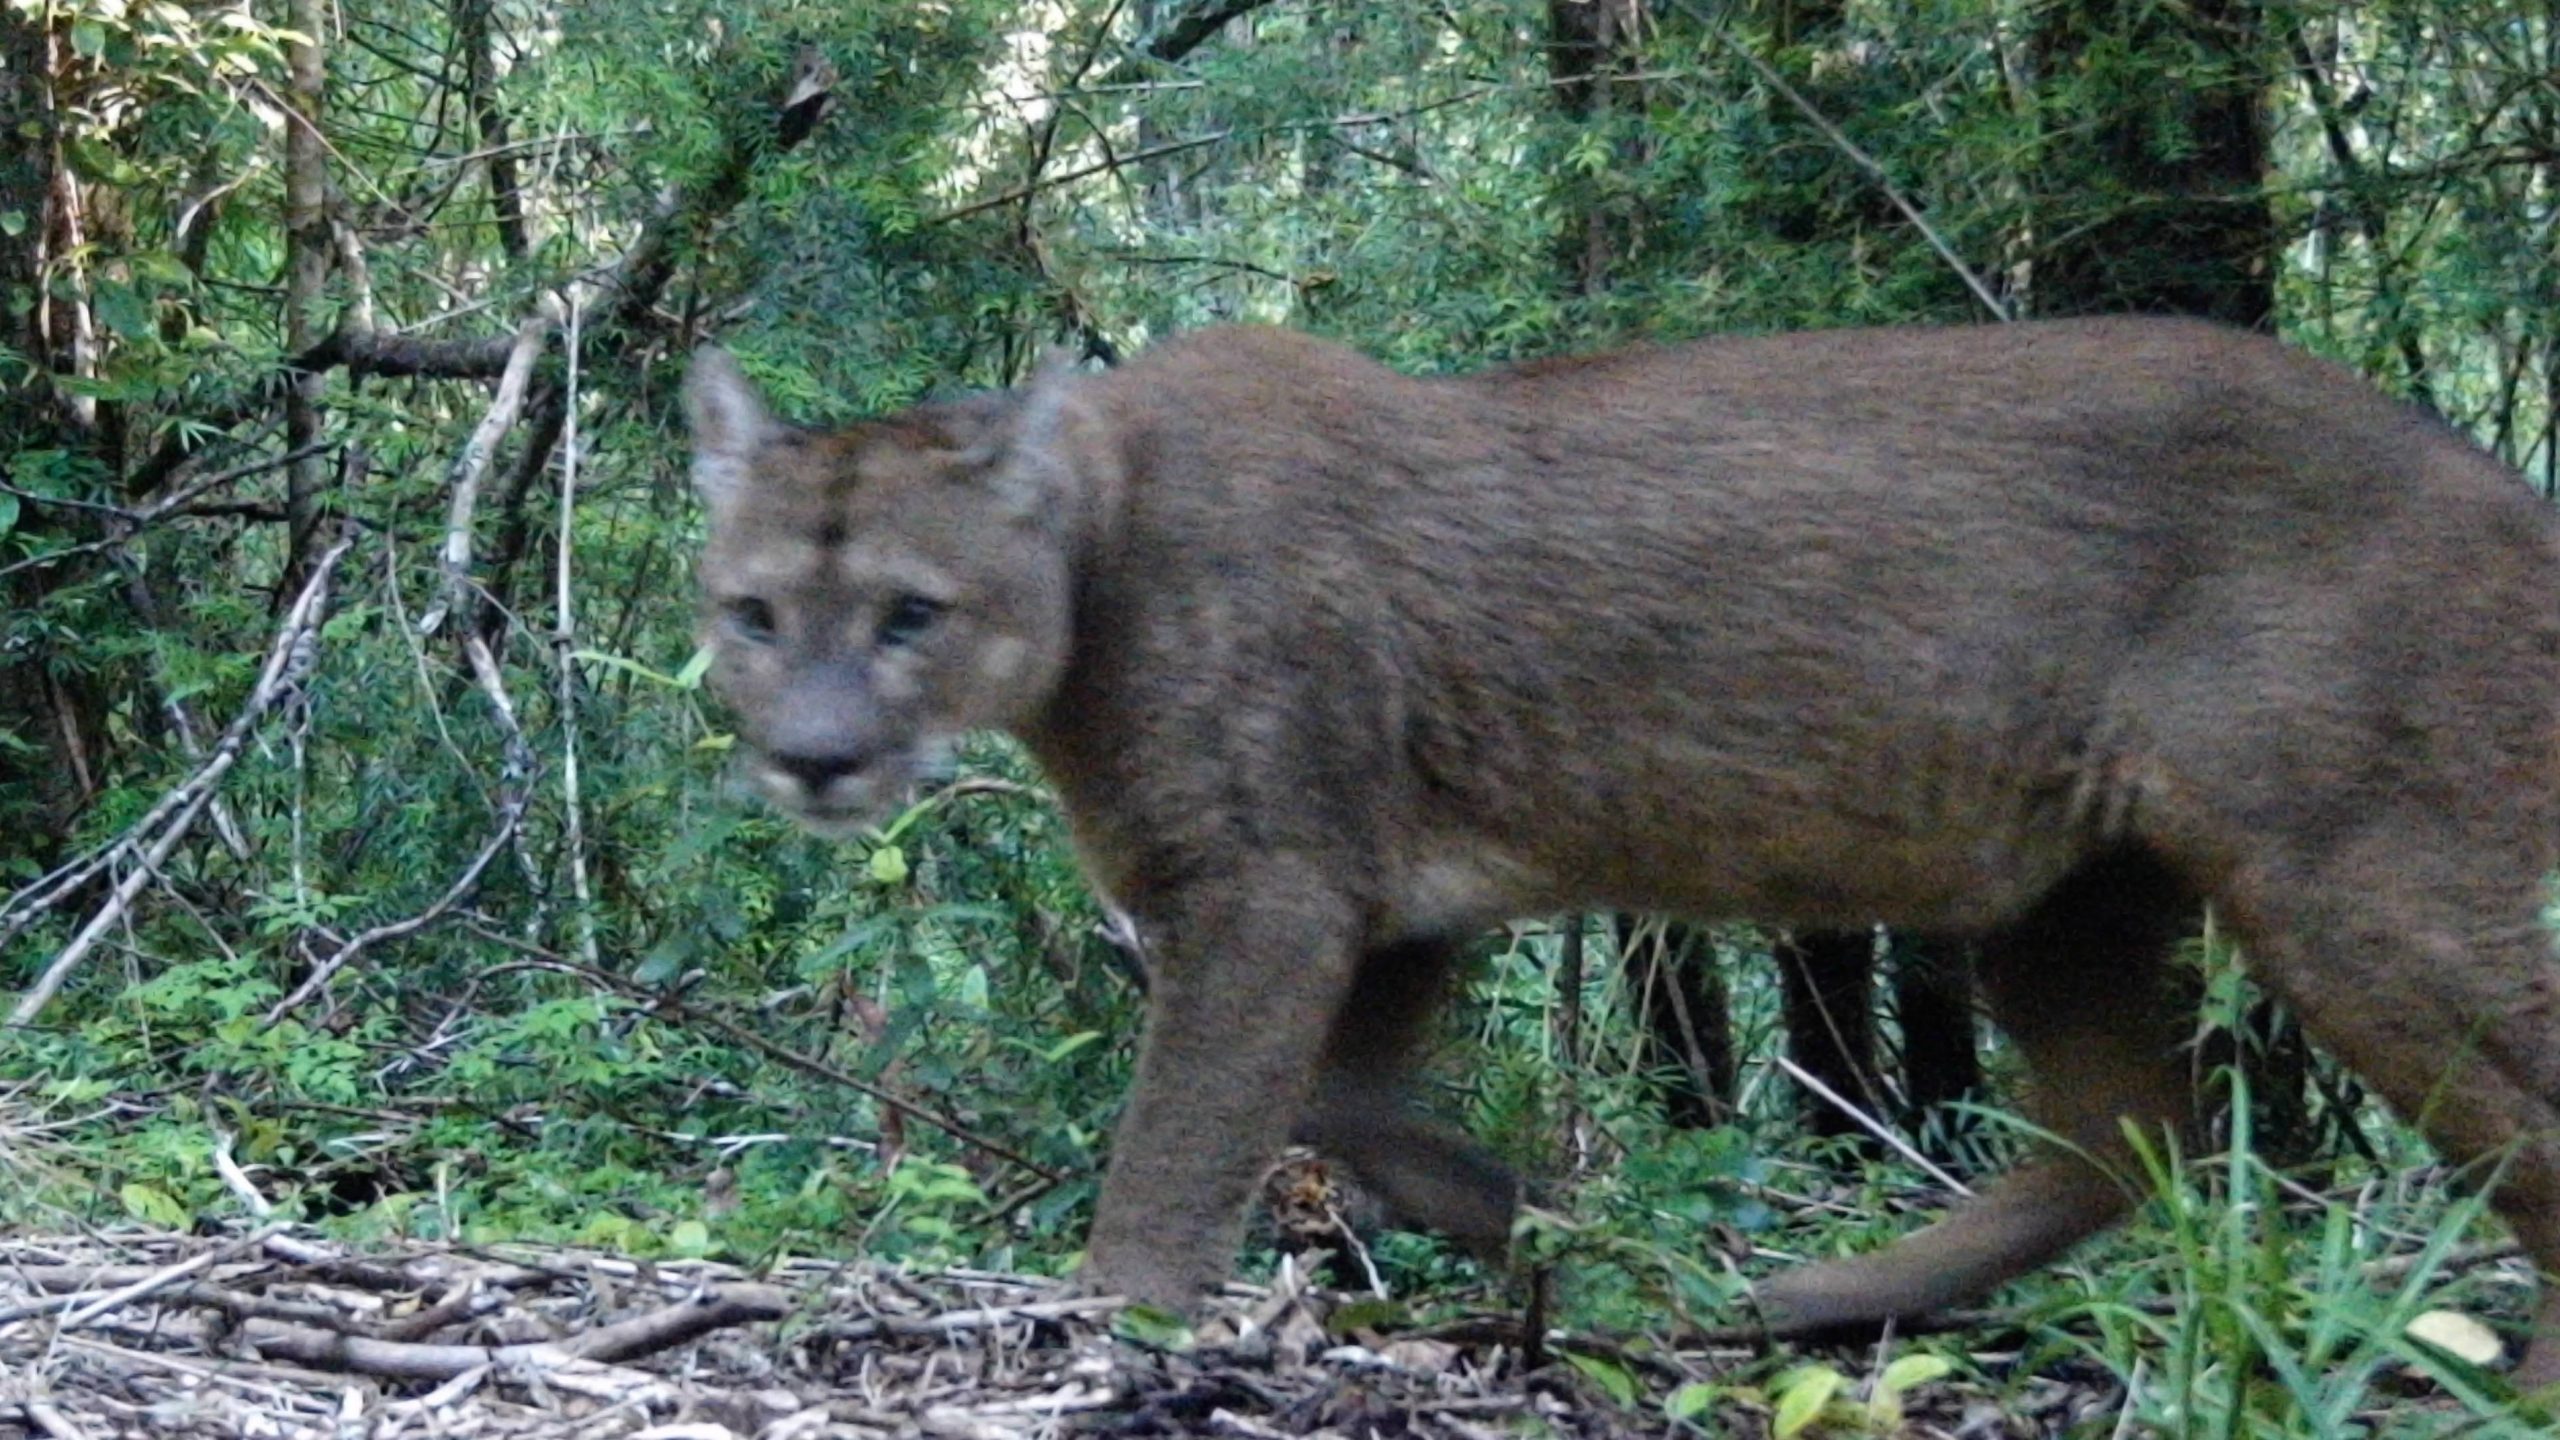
1756 850 2198 1332
1292 935 1524 1260
2215 825 2560 1392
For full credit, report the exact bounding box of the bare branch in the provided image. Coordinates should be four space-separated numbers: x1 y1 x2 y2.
0 442 333 583
489 954 1065 1184
127 45 837 502
3 528 361 1027
1773 1054 1976 1199
551 298 601 970
417 308 554 637
236 1283 790 1379
1686 10 2010 322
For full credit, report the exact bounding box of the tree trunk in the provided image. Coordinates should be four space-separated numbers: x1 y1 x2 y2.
0 8 112 850
1544 0 1647 296
1887 934 1983 1157
1776 929 1881 1140
457 0 529 262
2027 0 2326 1165
1615 916 1737 1128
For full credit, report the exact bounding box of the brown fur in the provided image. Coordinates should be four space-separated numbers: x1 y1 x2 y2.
686 318 2560 1385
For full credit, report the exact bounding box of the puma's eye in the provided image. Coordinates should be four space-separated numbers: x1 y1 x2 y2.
724 597 779 644
877 594 947 649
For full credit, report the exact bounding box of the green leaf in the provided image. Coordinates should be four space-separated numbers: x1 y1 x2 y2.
1876 1353 1953 1394
71 21 107 58
1665 1381 1721 1422
120 1182 189 1227
667 1219 712 1256
571 648 684 688
1771 1364 1845 1440
0 492 18 539
1564 1352 1640 1408
1041 1030 1103 1063
0 210 24 237
1111 1303 1194 1351
867 844 909 885
675 643 714 689
94 282 153 341
1867 1351 1953 1428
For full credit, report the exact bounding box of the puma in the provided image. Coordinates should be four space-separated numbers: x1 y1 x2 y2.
684 318 2560 1385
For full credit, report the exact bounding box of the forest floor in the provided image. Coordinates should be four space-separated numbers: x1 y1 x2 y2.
0 1224 2174 1439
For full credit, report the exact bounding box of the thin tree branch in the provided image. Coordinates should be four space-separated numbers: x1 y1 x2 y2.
2288 24 2436 405
1774 1054 1976 1198
261 602 540 1032
551 297 600 971
0 442 332 582
1688 11 2009 321
418 306 553 636
464 47 840 647
5 528 360 1028
492 955 1065 1185
926 88 1525 227
125 47 836 501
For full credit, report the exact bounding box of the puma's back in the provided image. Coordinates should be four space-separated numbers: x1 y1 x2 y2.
687 318 2560 1387
1016 320 2557 935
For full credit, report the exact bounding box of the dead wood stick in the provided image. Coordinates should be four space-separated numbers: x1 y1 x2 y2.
235 1282 790 1380
2361 1239 2524 1283
17 1401 90 1440
16 1278 370 1332
0 1223 294 1331
372 1278 507 1341
817 1295 1124 1342
1774 1054 1976 1198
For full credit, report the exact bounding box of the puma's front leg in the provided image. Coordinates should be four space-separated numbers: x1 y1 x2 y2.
1080 861 1362 1310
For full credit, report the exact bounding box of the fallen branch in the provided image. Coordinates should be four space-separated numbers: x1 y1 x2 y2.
817 1295 1123 1343
0 1224 291 1331
236 1282 790 1380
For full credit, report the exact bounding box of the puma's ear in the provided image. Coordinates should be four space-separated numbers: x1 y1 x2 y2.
684 347 775 507
983 347 1100 525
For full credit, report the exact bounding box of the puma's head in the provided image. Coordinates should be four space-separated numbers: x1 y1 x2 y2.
683 349 1103 835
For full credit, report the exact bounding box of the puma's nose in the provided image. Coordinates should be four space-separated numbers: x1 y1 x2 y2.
770 744 869 790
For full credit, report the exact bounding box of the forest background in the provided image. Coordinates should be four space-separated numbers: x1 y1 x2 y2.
3 0 2558 1431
